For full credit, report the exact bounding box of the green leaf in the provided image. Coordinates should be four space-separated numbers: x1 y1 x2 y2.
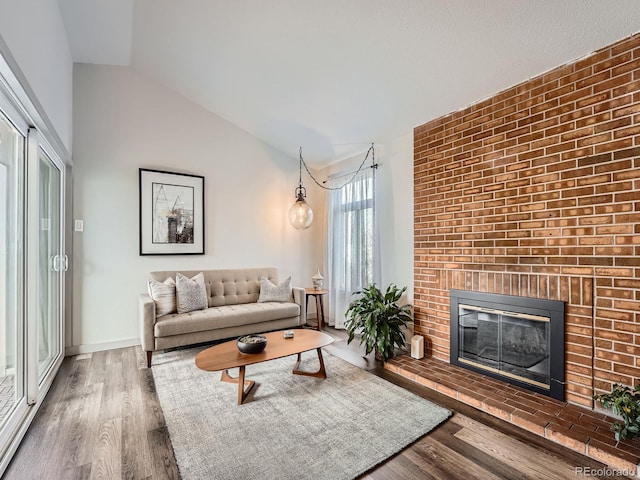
343 283 412 362
594 382 640 443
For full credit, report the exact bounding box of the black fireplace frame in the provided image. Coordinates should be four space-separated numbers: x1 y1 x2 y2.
450 289 565 401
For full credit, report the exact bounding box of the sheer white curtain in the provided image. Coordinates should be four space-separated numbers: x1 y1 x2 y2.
326 167 380 329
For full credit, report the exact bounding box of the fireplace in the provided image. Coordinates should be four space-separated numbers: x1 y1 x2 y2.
450 290 565 401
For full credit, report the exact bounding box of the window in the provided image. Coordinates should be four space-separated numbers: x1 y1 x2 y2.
327 168 379 328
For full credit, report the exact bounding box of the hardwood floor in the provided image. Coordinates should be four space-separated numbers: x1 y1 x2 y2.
4 329 632 479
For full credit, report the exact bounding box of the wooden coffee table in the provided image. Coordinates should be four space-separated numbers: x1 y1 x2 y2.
195 329 334 405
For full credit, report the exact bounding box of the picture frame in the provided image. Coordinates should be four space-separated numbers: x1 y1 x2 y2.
139 168 205 255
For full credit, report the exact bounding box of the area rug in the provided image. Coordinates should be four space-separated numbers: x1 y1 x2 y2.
152 346 451 480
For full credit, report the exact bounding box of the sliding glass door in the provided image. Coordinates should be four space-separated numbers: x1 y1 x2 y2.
0 109 65 471
0 43 68 475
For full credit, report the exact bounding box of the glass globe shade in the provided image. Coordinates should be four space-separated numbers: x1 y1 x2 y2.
288 199 313 230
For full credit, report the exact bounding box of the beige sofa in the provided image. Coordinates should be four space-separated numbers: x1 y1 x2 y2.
139 267 306 367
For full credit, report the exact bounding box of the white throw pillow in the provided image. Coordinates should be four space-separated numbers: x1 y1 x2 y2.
258 276 292 303
148 277 177 317
176 272 208 314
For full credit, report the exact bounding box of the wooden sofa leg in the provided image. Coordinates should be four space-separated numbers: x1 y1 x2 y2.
146 350 153 368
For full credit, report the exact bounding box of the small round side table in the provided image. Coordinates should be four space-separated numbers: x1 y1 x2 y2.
305 288 328 331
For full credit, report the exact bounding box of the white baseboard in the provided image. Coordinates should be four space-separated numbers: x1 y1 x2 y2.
65 337 140 356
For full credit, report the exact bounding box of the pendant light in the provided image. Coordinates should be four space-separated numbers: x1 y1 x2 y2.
289 143 376 230
288 148 313 229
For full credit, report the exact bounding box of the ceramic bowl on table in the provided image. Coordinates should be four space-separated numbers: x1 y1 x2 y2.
237 334 267 354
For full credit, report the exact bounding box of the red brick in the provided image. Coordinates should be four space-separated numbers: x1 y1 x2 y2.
587 439 640 473
545 423 589 454
511 411 549 436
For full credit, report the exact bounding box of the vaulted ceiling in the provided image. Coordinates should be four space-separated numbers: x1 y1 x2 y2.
58 0 640 165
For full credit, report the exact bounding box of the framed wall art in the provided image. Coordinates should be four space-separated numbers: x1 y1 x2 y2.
139 168 205 255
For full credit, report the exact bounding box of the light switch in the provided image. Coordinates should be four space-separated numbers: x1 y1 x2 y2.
74 219 84 232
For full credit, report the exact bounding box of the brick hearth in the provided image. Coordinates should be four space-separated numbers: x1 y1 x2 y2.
385 354 640 474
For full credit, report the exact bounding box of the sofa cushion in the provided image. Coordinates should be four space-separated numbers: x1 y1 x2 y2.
258 276 292 303
176 272 208 314
148 277 177 317
154 302 300 338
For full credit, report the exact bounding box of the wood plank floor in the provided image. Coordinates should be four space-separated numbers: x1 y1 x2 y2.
4 329 633 479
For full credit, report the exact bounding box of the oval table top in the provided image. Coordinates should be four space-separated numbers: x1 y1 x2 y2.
195 329 334 372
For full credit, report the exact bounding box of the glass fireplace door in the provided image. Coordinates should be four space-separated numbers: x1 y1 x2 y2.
458 304 551 389
450 289 564 401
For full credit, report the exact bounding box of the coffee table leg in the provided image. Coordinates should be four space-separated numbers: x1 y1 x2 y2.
292 348 327 378
221 367 255 405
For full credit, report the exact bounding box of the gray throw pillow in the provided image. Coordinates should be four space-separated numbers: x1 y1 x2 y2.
176 272 208 314
258 276 292 303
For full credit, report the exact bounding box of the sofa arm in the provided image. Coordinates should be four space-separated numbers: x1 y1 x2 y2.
292 286 307 326
139 293 156 353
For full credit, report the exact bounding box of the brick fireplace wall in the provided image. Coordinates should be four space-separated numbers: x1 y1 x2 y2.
414 33 640 407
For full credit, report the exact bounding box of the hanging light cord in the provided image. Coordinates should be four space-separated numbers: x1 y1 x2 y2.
298 143 377 191
297 148 303 188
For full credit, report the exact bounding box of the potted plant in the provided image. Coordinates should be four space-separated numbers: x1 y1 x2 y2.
594 383 640 443
344 283 412 362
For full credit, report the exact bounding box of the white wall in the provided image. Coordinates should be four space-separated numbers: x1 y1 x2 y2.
0 0 73 152
377 134 414 299
71 64 322 351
